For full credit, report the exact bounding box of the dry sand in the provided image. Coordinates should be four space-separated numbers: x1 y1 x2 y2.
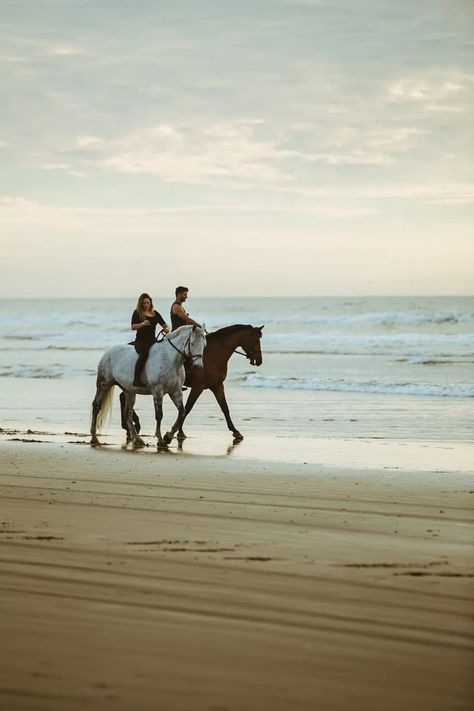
1 441 473 710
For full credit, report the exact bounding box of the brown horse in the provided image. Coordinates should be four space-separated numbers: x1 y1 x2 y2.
120 324 263 441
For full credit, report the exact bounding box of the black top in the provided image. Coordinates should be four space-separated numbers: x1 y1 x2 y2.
170 302 188 331
131 309 166 345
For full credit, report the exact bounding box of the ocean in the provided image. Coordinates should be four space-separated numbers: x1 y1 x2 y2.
1 296 473 469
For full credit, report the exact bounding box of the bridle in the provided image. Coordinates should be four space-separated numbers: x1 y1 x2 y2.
163 329 204 364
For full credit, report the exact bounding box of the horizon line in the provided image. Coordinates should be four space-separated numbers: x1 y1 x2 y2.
1 294 473 300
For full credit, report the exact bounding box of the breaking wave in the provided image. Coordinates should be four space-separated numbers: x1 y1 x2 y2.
0 365 96 379
242 374 474 398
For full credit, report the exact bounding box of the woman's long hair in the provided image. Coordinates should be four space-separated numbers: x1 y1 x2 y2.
136 293 154 321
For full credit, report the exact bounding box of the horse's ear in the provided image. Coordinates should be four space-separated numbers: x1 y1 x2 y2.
259 325 264 330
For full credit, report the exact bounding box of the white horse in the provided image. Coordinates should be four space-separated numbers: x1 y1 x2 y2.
90 325 206 449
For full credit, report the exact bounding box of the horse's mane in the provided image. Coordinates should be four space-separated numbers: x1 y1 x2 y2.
207 324 253 340
165 325 192 341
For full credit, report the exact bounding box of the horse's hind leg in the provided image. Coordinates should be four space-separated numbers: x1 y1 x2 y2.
211 383 243 440
122 392 145 448
90 377 110 446
120 391 141 434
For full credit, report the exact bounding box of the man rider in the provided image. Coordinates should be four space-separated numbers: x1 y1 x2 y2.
170 286 202 388
170 286 201 330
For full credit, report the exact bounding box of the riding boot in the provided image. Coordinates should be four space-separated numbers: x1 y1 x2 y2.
133 345 150 387
133 361 145 387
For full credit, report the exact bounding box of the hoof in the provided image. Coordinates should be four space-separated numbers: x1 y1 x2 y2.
163 431 173 445
90 437 100 447
133 437 146 448
157 442 169 451
177 432 187 441
233 431 244 441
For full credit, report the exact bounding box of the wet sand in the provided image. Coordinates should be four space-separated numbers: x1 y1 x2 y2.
1 442 473 710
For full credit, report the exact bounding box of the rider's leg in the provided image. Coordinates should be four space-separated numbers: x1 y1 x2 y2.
133 342 150 387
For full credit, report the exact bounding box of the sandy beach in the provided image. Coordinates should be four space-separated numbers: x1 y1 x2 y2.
1 441 473 710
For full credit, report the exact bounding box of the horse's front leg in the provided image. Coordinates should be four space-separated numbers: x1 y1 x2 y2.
210 383 243 440
177 386 204 440
165 389 185 445
152 390 167 449
123 392 145 448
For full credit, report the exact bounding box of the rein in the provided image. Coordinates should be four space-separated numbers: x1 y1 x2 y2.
213 339 250 359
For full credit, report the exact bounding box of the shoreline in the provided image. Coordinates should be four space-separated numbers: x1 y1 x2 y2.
1 378 473 442
1 442 473 709
1 427 473 473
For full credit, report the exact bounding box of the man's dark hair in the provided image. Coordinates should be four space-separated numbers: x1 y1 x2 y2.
175 286 188 297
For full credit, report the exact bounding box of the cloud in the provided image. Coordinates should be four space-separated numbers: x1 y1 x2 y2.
282 125 427 167
306 151 390 166
45 46 84 57
82 120 288 183
425 104 466 113
0 195 378 235
73 116 429 184
76 136 106 149
276 182 474 205
40 162 70 170
387 75 472 112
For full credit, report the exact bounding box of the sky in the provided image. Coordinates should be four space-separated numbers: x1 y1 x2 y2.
0 0 473 297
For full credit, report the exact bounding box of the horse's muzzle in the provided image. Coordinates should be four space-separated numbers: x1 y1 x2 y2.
192 359 204 370
250 355 262 366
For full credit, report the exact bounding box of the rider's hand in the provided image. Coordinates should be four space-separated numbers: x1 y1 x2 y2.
142 319 150 327
163 326 170 333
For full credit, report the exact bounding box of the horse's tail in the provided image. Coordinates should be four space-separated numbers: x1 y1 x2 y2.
96 386 115 432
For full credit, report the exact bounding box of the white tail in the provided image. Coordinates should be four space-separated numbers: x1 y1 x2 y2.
96 386 115 432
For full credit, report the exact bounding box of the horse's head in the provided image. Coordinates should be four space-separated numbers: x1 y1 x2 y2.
189 324 207 370
242 325 264 366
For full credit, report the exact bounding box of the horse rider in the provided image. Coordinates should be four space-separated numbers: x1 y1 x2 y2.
132 292 170 387
170 286 202 331
170 286 202 388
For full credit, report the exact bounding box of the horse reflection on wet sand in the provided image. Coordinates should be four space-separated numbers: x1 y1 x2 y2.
122 324 264 443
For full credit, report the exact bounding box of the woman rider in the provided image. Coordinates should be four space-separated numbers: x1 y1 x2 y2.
131 293 169 387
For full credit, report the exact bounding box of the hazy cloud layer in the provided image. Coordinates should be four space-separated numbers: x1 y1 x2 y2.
1 0 473 295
